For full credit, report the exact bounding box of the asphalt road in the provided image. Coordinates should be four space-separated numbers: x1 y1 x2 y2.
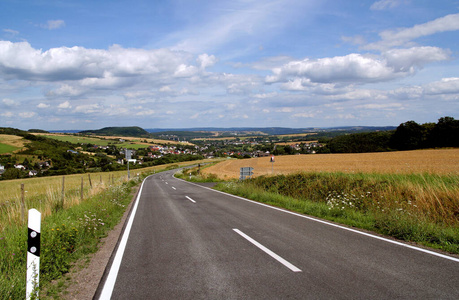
97 170 459 299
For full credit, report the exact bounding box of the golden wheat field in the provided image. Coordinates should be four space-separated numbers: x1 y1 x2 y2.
202 149 459 179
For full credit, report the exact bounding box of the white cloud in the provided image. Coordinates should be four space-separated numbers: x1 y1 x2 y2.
366 13 459 50
267 47 450 87
1 111 13 117
292 112 315 118
40 20 65 30
266 54 395 84
370 0 405 11
357 102 403 110
423 77 459 95
3 29 19 36
136 109 155 116
19 112 36 118
74 104 102 114
197 54 217 69
37 103 50 108
159 86 172 92
383 47 450 72
0 41 200 84
47 84 84 97
58 101 71 109
2 98 17 107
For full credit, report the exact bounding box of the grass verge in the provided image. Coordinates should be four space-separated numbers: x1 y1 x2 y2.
213 172 459 254
0 172 149 299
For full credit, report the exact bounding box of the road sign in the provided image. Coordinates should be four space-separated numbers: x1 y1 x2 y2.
125 149 132 160
240 167 254 180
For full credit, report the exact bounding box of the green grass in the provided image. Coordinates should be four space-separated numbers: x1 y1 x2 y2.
213 172 459 254
42 135 123 146
0 142 19 154
0 170 153 299
42 134 154 150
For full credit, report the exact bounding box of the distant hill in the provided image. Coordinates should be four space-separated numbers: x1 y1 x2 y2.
79 126 150 137
146 126 396 136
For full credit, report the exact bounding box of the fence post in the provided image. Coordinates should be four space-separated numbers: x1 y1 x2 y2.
21 183 25 223
88 174 93 188
81 176 84 202
61 176 65 209
26 209 41 300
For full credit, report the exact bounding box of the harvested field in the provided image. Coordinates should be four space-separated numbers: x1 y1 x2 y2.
0 134 27 151
202 149 459 179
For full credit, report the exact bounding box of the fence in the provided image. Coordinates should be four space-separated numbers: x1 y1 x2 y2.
0 171 130 232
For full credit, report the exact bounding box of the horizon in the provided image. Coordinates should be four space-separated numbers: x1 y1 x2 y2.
1 1 458 130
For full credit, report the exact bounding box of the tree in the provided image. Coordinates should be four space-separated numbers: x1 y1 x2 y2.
389 121 424 150
428 116 459 147
2 168 24 180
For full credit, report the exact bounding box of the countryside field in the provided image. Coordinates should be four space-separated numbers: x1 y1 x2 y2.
34 133 192 147
203 149 459 179
0 159 218 232
0 134 27 154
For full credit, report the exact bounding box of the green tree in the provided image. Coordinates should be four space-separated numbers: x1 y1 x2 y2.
389 121 424 150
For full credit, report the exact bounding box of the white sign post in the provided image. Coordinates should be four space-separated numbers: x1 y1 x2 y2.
125 149 132 179
270 155 275 174
26 209 41 300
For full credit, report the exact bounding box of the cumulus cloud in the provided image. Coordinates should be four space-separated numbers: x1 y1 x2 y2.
383 46 450 72
40 20 65 30
423 77 459 95
366 13 459 50
37 103 50 108
74 103 102 114
266 54 395 84
197 54 217 69
58 101 71 109
267 47 450 86
0 41 209 84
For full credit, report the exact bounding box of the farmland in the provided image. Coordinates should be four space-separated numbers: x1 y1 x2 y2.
203 149 459 255
202 149 459 179
0 134 27 154
34 133 191 148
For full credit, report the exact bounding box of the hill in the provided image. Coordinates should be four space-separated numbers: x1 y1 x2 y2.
79 126 150 137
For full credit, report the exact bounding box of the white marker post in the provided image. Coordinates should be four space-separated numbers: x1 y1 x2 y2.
26 209 41 300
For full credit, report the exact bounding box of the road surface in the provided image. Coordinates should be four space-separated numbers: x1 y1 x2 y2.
97 170 459 299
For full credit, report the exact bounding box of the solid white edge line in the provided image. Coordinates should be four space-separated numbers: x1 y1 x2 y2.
174 176 459 263
186 196 196 203
98 175 150 299
172 187 176 190
233 228 302 272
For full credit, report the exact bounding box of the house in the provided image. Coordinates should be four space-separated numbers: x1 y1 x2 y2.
67 150 78 154
29 170 38 176
14 164 25 170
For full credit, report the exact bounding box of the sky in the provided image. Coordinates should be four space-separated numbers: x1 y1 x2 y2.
0 0 458 130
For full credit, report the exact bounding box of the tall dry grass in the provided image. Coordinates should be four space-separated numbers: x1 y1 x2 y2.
203 149 459 179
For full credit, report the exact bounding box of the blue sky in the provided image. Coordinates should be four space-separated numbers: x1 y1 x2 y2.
1 0 458 130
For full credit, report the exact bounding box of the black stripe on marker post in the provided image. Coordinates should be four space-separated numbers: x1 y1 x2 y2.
28 227 40 257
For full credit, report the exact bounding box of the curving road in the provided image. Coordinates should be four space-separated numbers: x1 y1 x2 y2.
96 170 459 299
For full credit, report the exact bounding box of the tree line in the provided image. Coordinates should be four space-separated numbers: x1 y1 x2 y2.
325 116 458 153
